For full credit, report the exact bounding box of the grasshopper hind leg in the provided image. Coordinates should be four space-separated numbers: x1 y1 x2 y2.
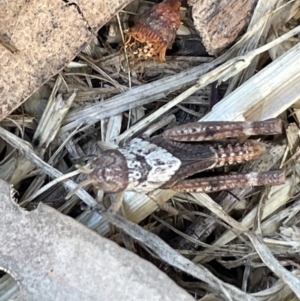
171 170 285 193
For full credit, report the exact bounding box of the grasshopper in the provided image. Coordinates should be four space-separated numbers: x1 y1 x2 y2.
77 119 285 194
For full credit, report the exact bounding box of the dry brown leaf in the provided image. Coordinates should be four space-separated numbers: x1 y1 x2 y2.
0 0 133 121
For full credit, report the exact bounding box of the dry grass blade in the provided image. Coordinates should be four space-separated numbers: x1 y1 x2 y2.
252 270 300 300
100 209 259 301
193 174 300 262
225 0 281 93
0 127 97 208
190 193 300 298
203 38 300 121
61 57 215 133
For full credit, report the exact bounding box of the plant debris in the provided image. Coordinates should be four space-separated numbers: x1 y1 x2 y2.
1 0 300 300
124 0 181 62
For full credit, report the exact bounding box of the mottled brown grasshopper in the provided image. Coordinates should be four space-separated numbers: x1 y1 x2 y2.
77 119 285 194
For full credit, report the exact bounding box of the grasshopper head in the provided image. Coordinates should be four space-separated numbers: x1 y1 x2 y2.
79 150 129 193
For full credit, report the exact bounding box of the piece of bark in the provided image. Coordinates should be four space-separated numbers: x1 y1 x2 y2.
188 0 258 55
0 179 194 301
0 0 133 121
